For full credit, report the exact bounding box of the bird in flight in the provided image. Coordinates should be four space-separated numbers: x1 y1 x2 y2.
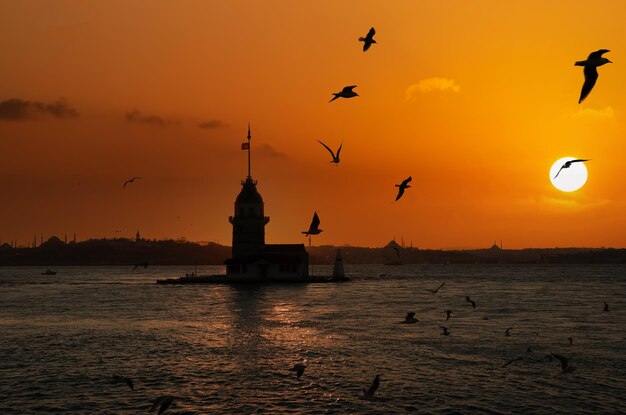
302 212 323 236
501 356 524 368
111 375 134 391
551 353 576 374
395 177 412 201
290 363 306 379
445 309 453 322
132 261 149 270
358 27 377 52
329 85 359 102
427 281 445 294
362 374 380 399
439 326 450 336
505 327 513 337
392 246 400 258
553 159 590 179
123 176 142 189
149 395 174 414
317 140 342 164
575 49 612 103
604 301 609 312
567 337 573 345
402 312 419 324
465 296 477 309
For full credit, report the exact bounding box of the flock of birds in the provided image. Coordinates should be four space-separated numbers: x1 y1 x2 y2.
307 31 614 238
107 279 612 408
107 30 617 413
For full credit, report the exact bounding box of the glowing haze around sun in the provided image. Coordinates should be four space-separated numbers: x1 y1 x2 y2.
550 157 588 192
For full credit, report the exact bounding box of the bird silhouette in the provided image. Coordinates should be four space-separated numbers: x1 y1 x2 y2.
302 212 322 236
149 395 174 414
317 140 342 164
123 176 142 189
439 326 450 336
568 337 573 345
362 374 380 399
111 375 134 391
604 301 609 312
402 312 418 324
465 296 477 309
329 85 359 102
395 177 412 201
358 27 377 52
427 281 445 294
505 327 512 337
501 356 524 368
132 262 149 270
575 49 612 103
290 363 306 379
445 309 453 322
551 353 576 374
553 159 590 179
392 246 400 258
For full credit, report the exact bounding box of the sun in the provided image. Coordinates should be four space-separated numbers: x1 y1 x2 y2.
550 157 588 192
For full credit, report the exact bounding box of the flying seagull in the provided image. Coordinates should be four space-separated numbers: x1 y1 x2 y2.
501 356 524 368
465 296 477 309
149 395 174 414
290 363 306 379
551 353 576 374
302 212 322 236
358 27 377 52
362 374 380 399
568 337 573 345
604 301 609 312
505 327 512 337
575 49 612 104
402 312 418 324
111 375 134 391
439 326 450 336
317 140 342 164
392 246 400 258
329 85 359 103
553 159 590 179
427 281 445 294
445 309 453 322
123 176 142 189
132 261 149 270
395 177 412 201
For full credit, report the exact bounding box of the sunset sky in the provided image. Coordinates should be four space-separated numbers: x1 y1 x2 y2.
2 1 626 249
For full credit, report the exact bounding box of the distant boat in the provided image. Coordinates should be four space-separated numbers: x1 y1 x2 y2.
41 269 57 275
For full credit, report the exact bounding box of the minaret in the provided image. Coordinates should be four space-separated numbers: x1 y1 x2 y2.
229 124 270 258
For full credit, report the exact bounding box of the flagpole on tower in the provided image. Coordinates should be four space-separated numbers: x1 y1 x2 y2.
247 122 251 179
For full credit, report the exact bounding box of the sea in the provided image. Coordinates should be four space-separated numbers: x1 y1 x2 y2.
0 264 625 414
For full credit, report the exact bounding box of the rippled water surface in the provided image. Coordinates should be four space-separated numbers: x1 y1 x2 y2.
1 265 625 414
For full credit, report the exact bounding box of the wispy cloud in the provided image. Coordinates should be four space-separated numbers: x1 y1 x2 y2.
125 110 180 127
0 98 79 120
573 106 615 119
198 119 225 129
405 77 460 103
257 143 286 158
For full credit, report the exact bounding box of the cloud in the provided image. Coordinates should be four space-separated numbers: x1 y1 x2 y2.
257 143 286 158
573 106 615 119
405 77 460 102
125 110 180 127
0 98 79 120
198 119 225 129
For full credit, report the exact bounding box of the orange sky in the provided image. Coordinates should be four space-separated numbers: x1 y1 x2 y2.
1 1 626 249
